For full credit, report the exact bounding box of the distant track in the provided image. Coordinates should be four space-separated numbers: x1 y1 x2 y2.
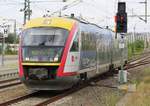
126 52 150 69
0 92 38 106
0 78 21 89
0 72 18 78
0 68 18 72
0 78 19 84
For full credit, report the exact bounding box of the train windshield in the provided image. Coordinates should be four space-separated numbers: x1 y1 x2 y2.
21 27 69 62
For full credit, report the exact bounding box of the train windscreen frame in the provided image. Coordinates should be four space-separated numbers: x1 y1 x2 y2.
21 27 69 62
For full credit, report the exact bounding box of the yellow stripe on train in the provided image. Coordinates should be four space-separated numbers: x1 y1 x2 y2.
22 62 61 66
24 17 76 30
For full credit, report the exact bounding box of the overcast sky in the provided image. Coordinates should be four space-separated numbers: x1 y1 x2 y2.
0 0 150 32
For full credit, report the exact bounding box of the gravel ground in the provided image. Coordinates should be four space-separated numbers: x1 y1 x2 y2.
116 64 150 106
0 65 148 106
0 73 125 106
47 53 150 106
9 91 59 106
10 97 49 106
0 51 149 106
0 84 29 103
48 76 125 106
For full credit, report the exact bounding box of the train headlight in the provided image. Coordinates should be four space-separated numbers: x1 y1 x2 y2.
54 57 58 62
49 58 53 62
54 54 59 62
54 57 58 61
25 57 30 61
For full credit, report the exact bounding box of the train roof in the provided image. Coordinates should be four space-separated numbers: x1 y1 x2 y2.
24 17 114 33
24 17 76 30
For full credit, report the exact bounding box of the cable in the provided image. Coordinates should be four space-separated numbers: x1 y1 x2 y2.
85 0 114 16
31 0 64 3
127 6 147 23
49 0 82 16
32 3 48 12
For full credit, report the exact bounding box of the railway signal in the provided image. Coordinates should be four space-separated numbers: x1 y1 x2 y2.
115 2 128 84
116 2 127 33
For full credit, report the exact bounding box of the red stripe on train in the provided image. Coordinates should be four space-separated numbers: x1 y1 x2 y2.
57 23 77 77
19 37 24 77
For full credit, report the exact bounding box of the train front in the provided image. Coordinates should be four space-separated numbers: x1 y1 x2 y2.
18 17 79 90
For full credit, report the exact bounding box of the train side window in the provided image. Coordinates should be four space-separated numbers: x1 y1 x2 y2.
70 31 79 52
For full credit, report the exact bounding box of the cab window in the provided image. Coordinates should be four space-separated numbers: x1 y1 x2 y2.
70 31 79 52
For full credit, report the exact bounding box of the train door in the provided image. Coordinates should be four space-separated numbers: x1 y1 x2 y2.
64 29 80 73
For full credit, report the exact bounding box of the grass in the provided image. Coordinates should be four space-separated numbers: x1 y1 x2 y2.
128 40 144 60
99 88 125 106
105 90 125 106
125 68 150 106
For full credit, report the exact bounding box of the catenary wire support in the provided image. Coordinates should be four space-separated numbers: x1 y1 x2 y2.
20 0 32 25
129 0 148 23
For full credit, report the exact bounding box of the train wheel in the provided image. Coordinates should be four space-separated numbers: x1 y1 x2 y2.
124 60 128 67
118 66 121 70
80 72 87 81
108 64 114 75
109 64 114 71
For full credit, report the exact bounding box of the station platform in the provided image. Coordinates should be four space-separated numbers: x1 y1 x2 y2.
0 55 18 75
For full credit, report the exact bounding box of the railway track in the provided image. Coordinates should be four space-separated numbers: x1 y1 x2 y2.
0 51 150 106
0 91 38 106
0 78 19 84
128 51 150 63
0 72 18 79
126 54 150 69
0 64 149 106
0 78 21 89
0 70 114 106
127 61 150 69
35 71 117 106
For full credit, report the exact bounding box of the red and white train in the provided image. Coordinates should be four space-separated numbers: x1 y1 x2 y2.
18 17 127 90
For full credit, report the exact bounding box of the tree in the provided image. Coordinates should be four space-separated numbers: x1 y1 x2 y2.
5 33 17 44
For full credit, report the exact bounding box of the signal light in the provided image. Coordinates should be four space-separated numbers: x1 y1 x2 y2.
115 2 127 33
116 13 127 33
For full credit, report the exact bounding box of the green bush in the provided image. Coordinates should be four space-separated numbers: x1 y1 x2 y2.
0 45 18 55
128 40 144 59
134 40 144 51
5 45 18 55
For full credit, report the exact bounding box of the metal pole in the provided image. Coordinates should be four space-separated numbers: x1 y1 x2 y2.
119 46 124 84
145 0 147 23
96 40 98 73
120 36 124 70
1 36 5 66
133 25 136 54
1 39 2 66
13 19 17 43
24 0 27 25
119 34 127 84
14 19 16 36
27 0 31 20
